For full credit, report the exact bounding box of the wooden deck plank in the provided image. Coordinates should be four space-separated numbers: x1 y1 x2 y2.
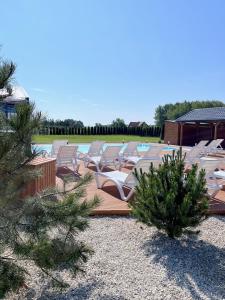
55 160 225 216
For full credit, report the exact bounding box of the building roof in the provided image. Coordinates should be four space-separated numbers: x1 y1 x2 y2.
0 86 29 103
175 107 225 122
128 121 146 127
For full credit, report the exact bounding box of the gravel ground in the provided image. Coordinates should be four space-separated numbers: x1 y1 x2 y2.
6 216 225 300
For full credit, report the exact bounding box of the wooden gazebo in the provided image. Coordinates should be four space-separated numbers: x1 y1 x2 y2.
164 107 225 147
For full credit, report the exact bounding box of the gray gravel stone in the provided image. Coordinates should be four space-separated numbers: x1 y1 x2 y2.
6 216 225 300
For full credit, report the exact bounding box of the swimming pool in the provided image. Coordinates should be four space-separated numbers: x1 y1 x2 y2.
32 143 176 155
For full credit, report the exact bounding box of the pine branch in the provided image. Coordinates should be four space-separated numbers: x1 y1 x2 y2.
0 97 99 297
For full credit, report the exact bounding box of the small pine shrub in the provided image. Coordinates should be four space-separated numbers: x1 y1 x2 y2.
130 149 209 238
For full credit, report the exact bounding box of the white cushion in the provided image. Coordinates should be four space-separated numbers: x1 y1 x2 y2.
99 170 128 183
214 170 225 179
89 156 101 163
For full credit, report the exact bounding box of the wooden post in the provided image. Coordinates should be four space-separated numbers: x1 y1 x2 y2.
214 122 220 140
196 122 199 142
179 123 184 146
210 123 214 140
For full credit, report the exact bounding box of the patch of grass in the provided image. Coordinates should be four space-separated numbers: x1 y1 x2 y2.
32 135 161 144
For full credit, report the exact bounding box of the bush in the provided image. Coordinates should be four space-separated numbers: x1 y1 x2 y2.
130 149 209 238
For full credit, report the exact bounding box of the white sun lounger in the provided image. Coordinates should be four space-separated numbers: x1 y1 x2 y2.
185 140 209 164
199 159 225 197
51 140 68 157
56 145 80 172
124 145 163 166
195 140 209 148
206 139 224 155
95 159 161 201
122 141 140 158
86 145 123 172
79 141 105 166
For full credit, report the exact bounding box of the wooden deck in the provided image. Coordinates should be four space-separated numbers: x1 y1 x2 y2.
56 160 225 216
209 191 225 215
56 164 132 215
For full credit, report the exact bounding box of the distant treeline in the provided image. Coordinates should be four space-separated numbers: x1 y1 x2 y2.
43 118 84 128
39 125 161 137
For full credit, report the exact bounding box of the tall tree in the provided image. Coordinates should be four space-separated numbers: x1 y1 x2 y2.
111 118 126 128
43 118 84 128
0 55 16 99
0 55 99 298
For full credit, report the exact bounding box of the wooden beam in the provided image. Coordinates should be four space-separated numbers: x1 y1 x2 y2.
179 123 184 146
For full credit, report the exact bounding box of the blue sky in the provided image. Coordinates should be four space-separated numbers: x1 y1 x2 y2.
1 0 225 125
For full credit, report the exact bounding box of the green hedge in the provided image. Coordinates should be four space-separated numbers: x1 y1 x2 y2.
39 125 161 137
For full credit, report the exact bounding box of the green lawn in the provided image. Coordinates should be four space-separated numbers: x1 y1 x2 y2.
32 135 161 144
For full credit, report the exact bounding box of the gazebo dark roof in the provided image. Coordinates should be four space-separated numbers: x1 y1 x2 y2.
175 107 225 122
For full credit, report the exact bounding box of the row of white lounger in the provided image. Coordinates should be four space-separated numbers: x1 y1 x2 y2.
50 140 163 172
46 139 225 201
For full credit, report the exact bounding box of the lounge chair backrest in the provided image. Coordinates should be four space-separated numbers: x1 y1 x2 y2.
88 141 105 156
195 140 209 148
188 147 202 157
123 142 139 157
143 145 163 159
125 159 161 187
136 158 161 172
203 139 224 154
57 145 78 164
101 146 122 163
51 140 68 156
208 139 224 150
206 140 217 150
185 144 206 162
217 138 224 146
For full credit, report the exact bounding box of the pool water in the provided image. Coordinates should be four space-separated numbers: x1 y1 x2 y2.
32 143 176 155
